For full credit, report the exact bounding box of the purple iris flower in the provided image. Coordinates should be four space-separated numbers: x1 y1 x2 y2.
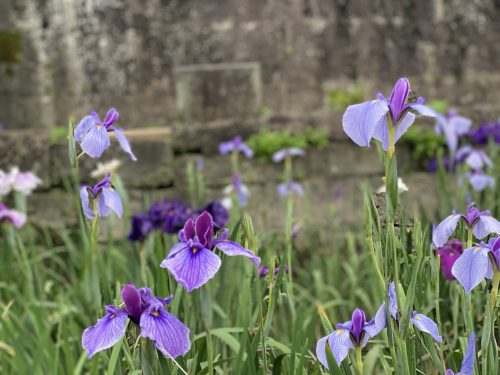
434 111 472 153
202 200 229 229
436 239 463 280
218 136 253 158
82 284 190 359
277 181 304 197
128 214 154 242
467 121 500 146
80 172 123 220
160 211 260 292
272 147 306 163
464 170 496 192
74 108 137 160
455 146 494 170
342 78 436 150
388 282 442 343
316 304 386 367
445 332 475 375
451 237 500 293
432 204 500 248
0 203 26 228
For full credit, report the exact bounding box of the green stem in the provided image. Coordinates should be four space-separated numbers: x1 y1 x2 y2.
463 229 474 332
488 269 500 313
387 124 396 160
355 346 363 375
285 195 296 318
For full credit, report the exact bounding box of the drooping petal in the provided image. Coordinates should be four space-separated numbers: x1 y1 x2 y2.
80 187 95 220
114 128 137 161
121 284 142 321
139 306 190 358
80 125 111 158
0 207 27 228
473 216 500 240
342 100 390 147
214 240 261 266
103 108 119 127
82 306 128 358
459 332 475 375
451 246 491 293
363 302 387 340
327 327 354 366
160 247 221 292
432 214 462 248
195 212 213 247
408 103 438 118
239 143 254 158
315 333 332 369
410 311 442 343
98 188 123 218
74 115 96 142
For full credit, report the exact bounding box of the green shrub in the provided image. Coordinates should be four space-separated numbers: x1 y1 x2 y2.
327 86 365 112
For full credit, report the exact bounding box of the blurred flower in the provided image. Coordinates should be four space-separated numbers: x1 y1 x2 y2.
427 156 455 173
464 170 495 192
316 305 386 367
90 159 122 179
376 177 409 194
332 185 343 202
202 200 229 229
80 172 123 219
452 237 500 293
445 332 475 375
0 167 42 196
222 174 249 208
272 147 306 163
161 212 260 292
128 214 153 242
436 239 463 280
74 108 137 160
277 181 304 197
82 284 190 359
434 110 472 153
342 78 436 151
196 157 204 172
467 121 500 146
432 204 500 247
0 203 26 228
455 145 494 170
258 264 289 279
218 136 253 158
388 282 442 342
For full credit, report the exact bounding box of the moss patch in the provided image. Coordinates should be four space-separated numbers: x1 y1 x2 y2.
0 30 22 63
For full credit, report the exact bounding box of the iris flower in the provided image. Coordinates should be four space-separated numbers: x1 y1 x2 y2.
388 282 442 343
436 239 463 280
342 78 436 150
277 181 304 197
0 203 26 228
316 305 386 367
0 167 42 196
222 174 249 208
432 204 500 248
455 145 494 170
463 170 495 192
80 172 123 220
74 108 137 160
445 332 475 375
218 136 253 158
451 237 500 293
161 211 260 292
272 147 306 163
82 284 190 359
434 111 472 153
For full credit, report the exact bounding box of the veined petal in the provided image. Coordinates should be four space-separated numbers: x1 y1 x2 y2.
451 246 491 293
167 242 189 258
80 125 111 158
160 247 221 292
114 128 137 161
82 306 128 358
315 333 332 369
432 214 462 248
74 115 95 142
327 327 354 366
459 332 475 375
342 100 389 147
80 187 95 219
410 311 442 343
473 216 500 239
373 112 416 150
102 188 123 218
214 240 261 266
139 306 190 358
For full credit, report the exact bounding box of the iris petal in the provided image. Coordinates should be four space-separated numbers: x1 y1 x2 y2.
114 128 137 161
460 332 475 375
74 115 95 142
473 216 500 240
373 112 416 151
80 125 111 158
410 311 442 343
214 241 261 266
451 246 491 293
432 214 462 247
327 328 354 366
315 334 331 369
80 187 95 219
342 100 389 147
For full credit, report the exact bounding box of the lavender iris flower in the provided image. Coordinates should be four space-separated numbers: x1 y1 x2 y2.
80 172 123 220
272 147 306 163
434 111 472 153
342 78 436 150
436 239 463 280
74 108 137 160
432 204 500 248
445 332 475 375
388 283 442 343
82 284 190 359
316 304 386 367
0 203 26 228
467 121 500 146
160 211 260 292
277 181 304 197
218 136 254 158
455 146 494 170
451 237 500 293
0 167 42 196
464 170 496 192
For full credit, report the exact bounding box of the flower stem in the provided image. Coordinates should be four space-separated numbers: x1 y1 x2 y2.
463 229 474 332
387 124 396 160
355 346 363 375
488 269 500 313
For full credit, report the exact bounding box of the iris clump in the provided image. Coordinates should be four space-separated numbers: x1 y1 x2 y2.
82 284 190 359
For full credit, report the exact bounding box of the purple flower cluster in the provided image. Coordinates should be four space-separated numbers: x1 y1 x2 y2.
128 199 228 242
466 121 500 146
